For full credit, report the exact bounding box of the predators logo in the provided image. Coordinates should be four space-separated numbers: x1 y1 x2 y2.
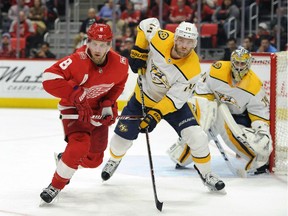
215 91 240 108
150 61 170 88
212 62 222 69
158 30 169 40
118 122 128 132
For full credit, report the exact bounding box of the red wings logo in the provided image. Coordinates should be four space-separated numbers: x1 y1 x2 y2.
85 83 114 98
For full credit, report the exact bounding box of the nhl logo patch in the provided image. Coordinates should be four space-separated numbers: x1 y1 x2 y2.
212 62 222 69
158 30 169 40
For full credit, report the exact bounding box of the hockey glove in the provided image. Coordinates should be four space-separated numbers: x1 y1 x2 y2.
69 86 93 123
129 46 149 75
99 100 118 126
139 108 162 133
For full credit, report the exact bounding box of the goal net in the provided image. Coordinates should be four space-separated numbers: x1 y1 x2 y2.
252 52 288 175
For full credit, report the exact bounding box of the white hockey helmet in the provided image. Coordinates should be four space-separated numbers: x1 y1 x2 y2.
231 47 252 82
175 22 198 39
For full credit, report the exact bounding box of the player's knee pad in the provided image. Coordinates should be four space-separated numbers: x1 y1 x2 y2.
167 137 193 166
110 134 133 158
63 132 91 165
181 126 210 158
80 152 104 168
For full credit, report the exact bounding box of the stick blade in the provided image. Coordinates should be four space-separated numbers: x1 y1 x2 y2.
156 200 163 211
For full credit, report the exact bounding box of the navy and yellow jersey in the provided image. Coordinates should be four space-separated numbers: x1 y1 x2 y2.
133 18 201 116
195 61 270 124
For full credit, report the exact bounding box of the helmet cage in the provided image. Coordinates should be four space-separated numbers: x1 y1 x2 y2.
231 48 252 82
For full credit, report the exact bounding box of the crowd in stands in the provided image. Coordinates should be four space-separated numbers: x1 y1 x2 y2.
0 0 287 60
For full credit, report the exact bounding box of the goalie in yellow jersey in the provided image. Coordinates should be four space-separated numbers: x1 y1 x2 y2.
168 47 273 175
101 17 226 192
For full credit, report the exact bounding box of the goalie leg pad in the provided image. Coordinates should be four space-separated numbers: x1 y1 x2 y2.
189 96 217 132
216 104 271 170
167 137 193 166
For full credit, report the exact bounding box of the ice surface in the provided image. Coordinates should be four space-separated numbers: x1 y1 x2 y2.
0 108 287 216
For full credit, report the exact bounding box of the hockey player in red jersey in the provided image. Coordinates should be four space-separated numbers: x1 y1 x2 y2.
40 23 129 204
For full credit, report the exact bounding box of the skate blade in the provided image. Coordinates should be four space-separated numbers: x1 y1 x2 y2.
209 188 227 195
39 195 59 207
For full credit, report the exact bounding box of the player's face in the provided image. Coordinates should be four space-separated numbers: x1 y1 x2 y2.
173 36 195 58
88 40 111 64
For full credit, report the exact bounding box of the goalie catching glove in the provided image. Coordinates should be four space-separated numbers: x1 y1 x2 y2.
69 86 93 123
129 46 149 75
139 108 162 133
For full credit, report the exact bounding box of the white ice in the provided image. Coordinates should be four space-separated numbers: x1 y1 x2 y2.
0 108 287 216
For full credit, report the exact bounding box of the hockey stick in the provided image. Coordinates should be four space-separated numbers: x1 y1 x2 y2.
138 71 163 211
60 114 142 120
208 127 247 178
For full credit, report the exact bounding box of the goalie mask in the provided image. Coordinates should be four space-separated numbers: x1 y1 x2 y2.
231 47 252 82
175 21 198 49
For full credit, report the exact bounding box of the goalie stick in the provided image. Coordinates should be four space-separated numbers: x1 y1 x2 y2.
208 127 247 178
138 71 163 212
60 114 143 120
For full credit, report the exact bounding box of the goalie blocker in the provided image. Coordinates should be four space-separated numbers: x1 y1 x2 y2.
168 102 273 172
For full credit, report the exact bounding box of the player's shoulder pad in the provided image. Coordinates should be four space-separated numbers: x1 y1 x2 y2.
109 49 128 66
238 69 262 95
209 61 231 82
178 51 201 80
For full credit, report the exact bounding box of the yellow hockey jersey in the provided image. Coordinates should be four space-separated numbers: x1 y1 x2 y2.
134 18 201 116
195 61 270 123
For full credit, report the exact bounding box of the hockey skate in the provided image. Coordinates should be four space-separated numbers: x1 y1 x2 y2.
40 184 60 204
194 165 225 192
101 158 121 181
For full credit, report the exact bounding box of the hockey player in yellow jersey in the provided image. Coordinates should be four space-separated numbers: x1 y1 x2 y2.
101 17 225 192
168 47 273 174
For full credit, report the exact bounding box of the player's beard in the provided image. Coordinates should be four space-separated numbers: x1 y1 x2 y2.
91 51 106 65
174 44 193 58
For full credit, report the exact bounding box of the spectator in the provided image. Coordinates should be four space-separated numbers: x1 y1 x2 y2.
222 37 237 60
31 42 56 59
257 35 277 53
98 0 125 38
9 11 44 57
241 36 256 52
73 8 104 50
169 0 193 24
130 0 148 15
147 0 170 25
254 22 270 48
191 0 214 23
119 37 134 58
45 0 59 30
8 0 30 22
120 1 141 28
28 0 47 35
9 11 35 39
212 0 240 46
0 32 16 58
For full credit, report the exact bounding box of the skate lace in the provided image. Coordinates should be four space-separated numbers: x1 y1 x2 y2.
205 173 220 186
44 185 60 198
103 159 120 174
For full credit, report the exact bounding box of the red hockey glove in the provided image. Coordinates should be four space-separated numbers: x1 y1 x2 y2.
69 87 93 123
99 100 118 126
139 108 162 133
129 46 149 75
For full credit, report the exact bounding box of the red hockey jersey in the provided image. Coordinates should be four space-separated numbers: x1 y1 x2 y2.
42 45 129 110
